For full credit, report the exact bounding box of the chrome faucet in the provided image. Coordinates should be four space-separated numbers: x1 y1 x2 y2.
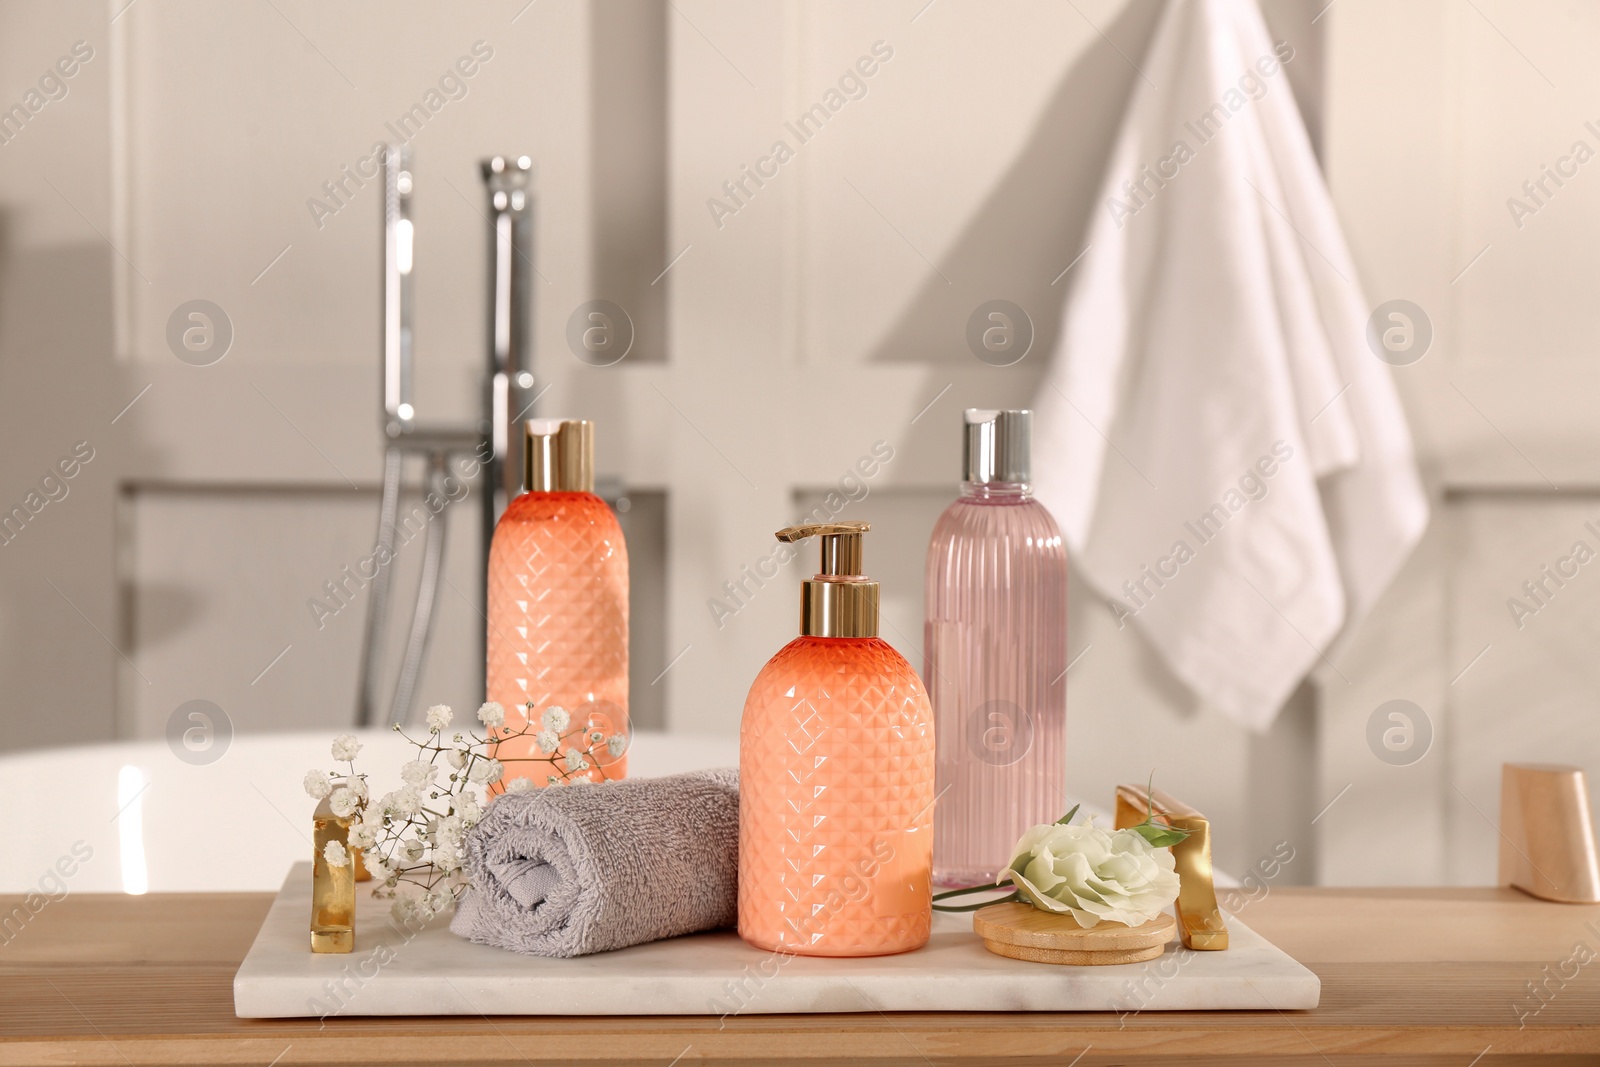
355 146 535 727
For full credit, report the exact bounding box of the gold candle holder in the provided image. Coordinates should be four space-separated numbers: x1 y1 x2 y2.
310 798 370 953
1115 784 1228 951
1499 763 1600 904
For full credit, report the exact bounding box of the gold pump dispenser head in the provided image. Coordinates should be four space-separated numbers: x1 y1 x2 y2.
774 521 879 638
523 418 594 493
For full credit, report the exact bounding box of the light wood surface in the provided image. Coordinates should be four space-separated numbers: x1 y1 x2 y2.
2 887 1598 1065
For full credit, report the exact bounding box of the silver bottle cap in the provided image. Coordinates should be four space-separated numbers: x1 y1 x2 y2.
963 408 1031 484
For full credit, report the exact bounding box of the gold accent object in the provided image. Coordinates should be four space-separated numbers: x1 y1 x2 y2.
1115 784 1228 951
973 901 1174 966
775 521 879 638
524 418 594 493
1499 762 1600 904
310 797 369 953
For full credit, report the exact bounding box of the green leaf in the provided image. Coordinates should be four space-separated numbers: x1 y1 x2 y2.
931 892 1021 913
1127 772 1194 849
1054 803 1081 826
932 882 1009 902
1129 822 1191 848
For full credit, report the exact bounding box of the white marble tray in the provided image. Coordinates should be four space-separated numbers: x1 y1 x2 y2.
234 864 1319 1018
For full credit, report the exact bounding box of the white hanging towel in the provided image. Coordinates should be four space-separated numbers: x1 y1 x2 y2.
1031 0 1428 731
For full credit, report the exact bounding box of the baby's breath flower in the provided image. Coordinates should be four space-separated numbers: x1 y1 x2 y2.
311 695 523 920
451 792 482 831
468 757 503 784
564 749 589 774
606 733 628 758
328 787 358 818
391 897 430 925
541 706 570 734
401 760 438 786
380 788 422 819
425 704 453 733
322 840 349 867
535 728 560 755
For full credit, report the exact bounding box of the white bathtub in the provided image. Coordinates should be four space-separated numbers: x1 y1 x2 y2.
1 730 739 895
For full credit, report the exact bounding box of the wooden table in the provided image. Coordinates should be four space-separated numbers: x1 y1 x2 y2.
2 887 1598 1065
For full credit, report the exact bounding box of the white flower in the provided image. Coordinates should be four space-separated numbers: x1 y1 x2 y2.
1000 822 1180 929
347 776 369 800
425 889 453 914
328 787 359 818
568 773 592 786
535 729 560 755
348 823 377 850
468 757 503 784
541 706 570 734
330 734 362 762
505 777 535 794
425 704 453 733
547 775 565 787
391 897 432 925
564 749 589 774
606 733 628 758
322 840 349 868
447 746 468 770
589 730 604 744
303 769 333 799
477 701 506 728
401 760 438 787
380 788 423 819
453 789 483 823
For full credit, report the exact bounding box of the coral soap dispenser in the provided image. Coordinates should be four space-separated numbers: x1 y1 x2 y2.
739 521 935 957
486 419 629 789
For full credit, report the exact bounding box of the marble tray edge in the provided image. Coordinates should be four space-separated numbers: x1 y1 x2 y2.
234 864 1322 1018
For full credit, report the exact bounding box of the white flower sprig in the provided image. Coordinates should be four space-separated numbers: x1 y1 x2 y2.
303 702 629 924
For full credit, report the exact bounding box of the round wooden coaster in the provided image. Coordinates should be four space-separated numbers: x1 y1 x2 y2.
973 902 1175 966
981 937 1167 966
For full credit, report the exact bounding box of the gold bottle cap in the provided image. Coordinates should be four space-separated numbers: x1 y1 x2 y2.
774 521 879 638
524 418 594 493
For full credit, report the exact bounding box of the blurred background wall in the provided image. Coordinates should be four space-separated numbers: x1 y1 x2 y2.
0 0 1594 889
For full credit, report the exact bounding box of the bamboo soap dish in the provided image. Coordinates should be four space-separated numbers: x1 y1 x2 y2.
973 902 1176 966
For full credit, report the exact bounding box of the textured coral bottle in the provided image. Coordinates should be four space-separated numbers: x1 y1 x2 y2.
926 409 1067 886
739 521 935 957
487 419 628 789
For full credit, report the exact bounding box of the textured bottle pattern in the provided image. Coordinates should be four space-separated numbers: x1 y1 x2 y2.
925 483 1067 885
739 636 935 957
487 491 628 788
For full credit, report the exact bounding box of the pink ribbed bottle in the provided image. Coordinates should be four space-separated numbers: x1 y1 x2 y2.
926 409 1067 886
487 419 628 790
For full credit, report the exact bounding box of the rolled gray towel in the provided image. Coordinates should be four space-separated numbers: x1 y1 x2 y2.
450 768 739 957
